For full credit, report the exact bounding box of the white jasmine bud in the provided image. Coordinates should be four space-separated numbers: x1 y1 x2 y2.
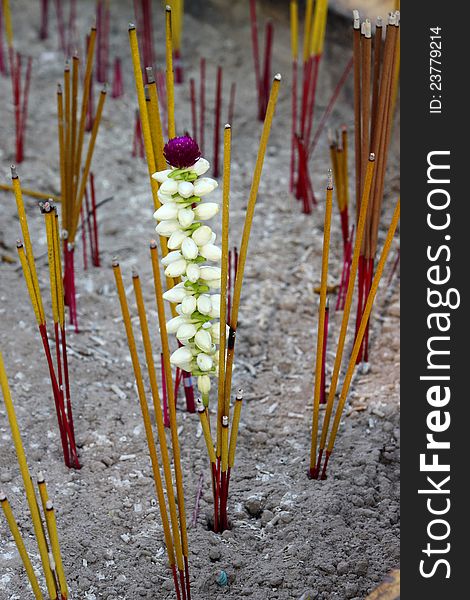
176 322 197 343
163 284 190 303
168 229 191 250
178 208 195 229
164 258 187 278
157 189 174 204
166 315 188 334
181 295 197 315
191 158 210 176
197 374 211 394
153 202 178 221
194 329 213 353
155 220 181 237
192 225 213 246
197 353 213 372
200 243 222 262
170 346 193 369
160 178 178 195
193 177 218 197
161 250 183 266
193 202 219 221
186 263 201 283
181 237 199 260
197 294 212 315
152 168 172 183
210 294 221 318
178 181 195 198
199 266 221 281
206 279 221 290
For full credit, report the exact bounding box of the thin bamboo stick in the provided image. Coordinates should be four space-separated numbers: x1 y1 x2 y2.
44 500 68 599
352 11 361 222
223 75 280 410
321 199 400 477
0 184 60 202
360 20 371 198
0 492 44 599
315 154 375 473
0 352 57 598
146 66 166 171
308 173 333 476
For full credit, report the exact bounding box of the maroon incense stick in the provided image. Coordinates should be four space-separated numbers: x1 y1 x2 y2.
227 81 236 126
387 247 400 285
39 0 49 40
189 77 197 141
260 20 273 120
54 0 66 53
290 58 298 193
66 0 77 57
213 65 222 178
249 0 262 119
174 48 183 84
111 57 123 98
199 57 206 154
90 173 100 267
80 205 88 270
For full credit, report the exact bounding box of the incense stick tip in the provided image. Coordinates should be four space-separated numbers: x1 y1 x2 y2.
166 4 172 12
274 73 282 81
353 10 360 29
376 16 383 27
46 500 53 511
0 491 6 502
224 123 231 129
236 389 243 400
131 269 139 279
16 240 23 249
149 240 157 249
112 257 120 268
196 398 205 412
37 471 45 483
10 165 18 179
222 415 229 427
128 23 136 31
369 152 376 162
327 169 333 190
146 66 155 83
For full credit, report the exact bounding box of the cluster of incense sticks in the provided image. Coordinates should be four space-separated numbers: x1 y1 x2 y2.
111 56 124 98
352 10 400 364
80 172 100 269
329 126 354 310
189 63 236 178
2 0 32 163
9 168 80 469
0 352 69 599
289 0 328 212
113 258 191 600
129 7 196 414
57 26 107 330
95 0 110 83
249 0 274 121
167 0 184 83
308 154 400 479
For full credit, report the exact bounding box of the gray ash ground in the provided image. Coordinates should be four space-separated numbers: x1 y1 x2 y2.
0 1 400 599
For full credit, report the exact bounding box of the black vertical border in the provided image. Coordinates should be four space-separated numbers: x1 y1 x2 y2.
401 1 468 597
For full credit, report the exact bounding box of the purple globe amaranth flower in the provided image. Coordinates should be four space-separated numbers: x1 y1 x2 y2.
163 136 201 168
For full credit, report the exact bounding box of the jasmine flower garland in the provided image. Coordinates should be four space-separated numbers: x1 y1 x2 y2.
152 136 224 405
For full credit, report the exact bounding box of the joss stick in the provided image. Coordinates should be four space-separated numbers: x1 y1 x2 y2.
249 0 261 118
161 353 170 428
370 18 383 143
223 75 280 447
165 6 176 139
0 352 57 599
387 247 400 286
190 77 197 141
360 20 371 199
54 0 66 53
308 173 333 477
314 155 375 475
213 66 222 178
145 66 165 170
112 263 182 599
353 11 361 222
90 173 100 266
71 54 79 199
39 0 49 40
132 109 144 158
290 0 298 193
132 272 187 593
261 20 273 119
0 492 44 599
320 298 329 404
227 82 236 126
320 199 400 478
149 242 191 599
199 58 206 154
111 57 123 98
0 184 60 202
45 501 68 598
83 188 92 268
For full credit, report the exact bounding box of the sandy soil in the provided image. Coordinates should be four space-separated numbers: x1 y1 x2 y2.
0 1 400 599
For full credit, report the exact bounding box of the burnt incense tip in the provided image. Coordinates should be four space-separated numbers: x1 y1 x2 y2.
37 471 45 483
224 123 231 129
327 169 333 190
0 491 6 502
236 389 243 400
131 269 139 279
196 398 205 413
363 19 371 38
222 415 229 427
166 5 172 12
112 257 120 268
369 152 376 162
274 73 281 81
353 9 360 29
57 83 62 93
146 66 155 83
16 240 23 249
149 240 157 249
376 16 383 27
46 500 53 511
101 83 108 93
128 23 136 31
394 11 400 26
10 165 18 179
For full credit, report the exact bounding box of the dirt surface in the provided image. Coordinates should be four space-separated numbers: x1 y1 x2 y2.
0 1 400 599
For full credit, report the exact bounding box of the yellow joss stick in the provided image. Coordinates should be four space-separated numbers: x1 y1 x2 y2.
316 155 375 469
302 0 314 62
2 0 13 48
64 61 71 232
57 84 66 226
341 126 349 210
44 501 68 599
0 353 57 598
44 208 60 327
71 54 79 201
69 86 107 243
53 212 65 329
145 67 166 171
224 75 281 407
0 493 44 599
74 27 97 198
0 184 60 202
11 168 45 324
216 125 231 459
165 6 176 139
290 0 298 60
228 389 243 469
324 199 400 466
112 262 178 571
149 243 190 575
131 273 185 572
16 242 43 327
309 174 333 475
